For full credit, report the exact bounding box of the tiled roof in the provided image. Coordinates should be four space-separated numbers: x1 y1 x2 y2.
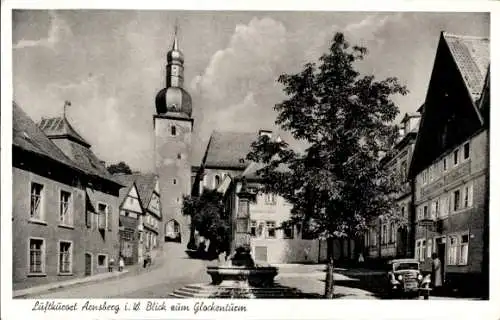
443 32 490 101
203 131 259 169
114 173 157 210
39 116 90 147
38 116 115 182
13 102 77 170
241 159 290 181
69 142 115 179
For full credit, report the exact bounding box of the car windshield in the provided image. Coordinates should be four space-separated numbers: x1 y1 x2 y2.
394 262 419 271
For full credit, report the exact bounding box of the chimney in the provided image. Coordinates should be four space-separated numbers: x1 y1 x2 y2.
258 129 272 138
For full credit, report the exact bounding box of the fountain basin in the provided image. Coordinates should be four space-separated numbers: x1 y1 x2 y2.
207 265 278 287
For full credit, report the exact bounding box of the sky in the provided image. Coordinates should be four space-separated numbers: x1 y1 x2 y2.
12 10 490 172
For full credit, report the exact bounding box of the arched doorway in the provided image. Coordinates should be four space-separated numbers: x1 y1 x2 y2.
165 219 181 243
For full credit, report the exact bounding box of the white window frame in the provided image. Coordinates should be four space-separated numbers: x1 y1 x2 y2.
265 221 276 239
59 189 73 227
28 237 46 275
439 194 449 218
453 148 460 166
463 142 470 160
463 183 474 209
415 239 425 262
389 222 396 243
448 235 458 265
57 240 73 275
97 254 108 268
250 220 257 237
422 170 428 185
458 232 469 265
423 205 429 219
97 202 109 230
264 193 276 205
452 188 461 213
29 181 45 222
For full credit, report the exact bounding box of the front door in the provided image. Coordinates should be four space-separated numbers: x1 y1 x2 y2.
437 238 446 282
255 246 267 262
85 253 92 276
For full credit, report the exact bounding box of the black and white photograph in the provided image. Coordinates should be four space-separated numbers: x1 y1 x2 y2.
1 2 498 319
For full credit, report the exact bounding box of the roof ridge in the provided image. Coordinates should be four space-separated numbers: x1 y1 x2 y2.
442 32 489 41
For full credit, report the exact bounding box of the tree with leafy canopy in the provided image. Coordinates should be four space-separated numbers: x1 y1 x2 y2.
182 189 231 258
107 161 133 175
247 32 408 298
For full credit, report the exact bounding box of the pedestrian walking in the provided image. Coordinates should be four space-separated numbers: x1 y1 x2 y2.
358 252 364 265
431 253 442 294
108 257 115 272
119 256 125 272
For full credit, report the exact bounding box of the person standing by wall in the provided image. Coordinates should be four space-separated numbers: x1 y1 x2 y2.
119 256 125 272
431 252 443 295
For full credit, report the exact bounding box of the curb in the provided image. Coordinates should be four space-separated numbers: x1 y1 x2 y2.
13 270 130 298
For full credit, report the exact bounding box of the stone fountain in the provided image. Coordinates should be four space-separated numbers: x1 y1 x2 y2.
170 180 300 298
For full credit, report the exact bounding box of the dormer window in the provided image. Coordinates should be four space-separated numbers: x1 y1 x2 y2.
239 158 245 164
171 125 177 136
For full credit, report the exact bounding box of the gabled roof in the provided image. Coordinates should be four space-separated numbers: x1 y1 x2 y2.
442 32 490 102
13 102 78 170
38 116 115 182
39 116 90 147
114 172 158 210
115 179 140 210
408 32 489 177
203 131 259 169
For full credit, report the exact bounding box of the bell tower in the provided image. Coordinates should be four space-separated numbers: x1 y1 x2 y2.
154 25 193 245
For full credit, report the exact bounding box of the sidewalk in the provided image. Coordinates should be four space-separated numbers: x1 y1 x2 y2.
13 269 130 298
14 243 173 298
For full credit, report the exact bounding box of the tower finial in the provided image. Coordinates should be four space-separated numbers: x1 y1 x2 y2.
172 19 179 51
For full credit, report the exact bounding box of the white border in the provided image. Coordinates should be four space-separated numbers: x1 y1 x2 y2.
2 1 499 320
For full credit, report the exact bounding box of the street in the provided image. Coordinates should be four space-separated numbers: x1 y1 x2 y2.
27 244 211 299
24 256 478 300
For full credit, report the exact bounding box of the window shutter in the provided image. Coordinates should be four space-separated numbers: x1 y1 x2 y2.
108 205 112 231
86 210 92 228
468 184 473 207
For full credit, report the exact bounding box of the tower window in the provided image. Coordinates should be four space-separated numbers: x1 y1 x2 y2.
173 179 177 185
177 153 182 160
171 125 177 136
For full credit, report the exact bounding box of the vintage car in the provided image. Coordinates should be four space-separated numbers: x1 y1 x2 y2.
386 258 431 299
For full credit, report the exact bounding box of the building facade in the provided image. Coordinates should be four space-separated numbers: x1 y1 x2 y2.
236 164 327 264
364 112 420 262
154 31 192 245
115 173 162 264
12 103 123 290
115 178 144 265
409 32 489 294
196 130 326 264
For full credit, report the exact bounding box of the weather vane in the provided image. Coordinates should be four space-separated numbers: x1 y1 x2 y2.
63 100 71 118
